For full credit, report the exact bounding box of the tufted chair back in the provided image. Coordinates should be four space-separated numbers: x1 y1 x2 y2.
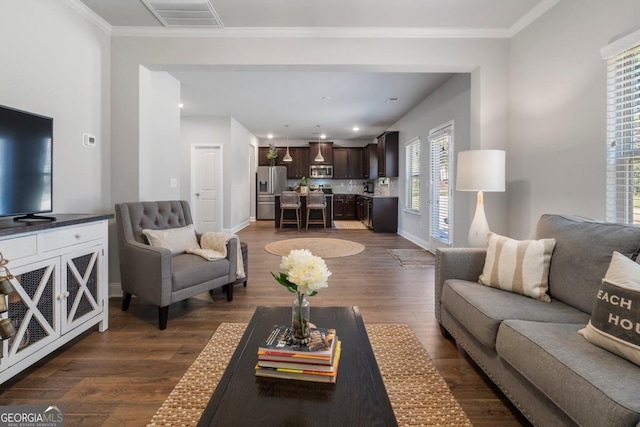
115 200 193 246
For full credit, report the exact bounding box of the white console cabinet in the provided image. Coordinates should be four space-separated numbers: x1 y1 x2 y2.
0 215 111 384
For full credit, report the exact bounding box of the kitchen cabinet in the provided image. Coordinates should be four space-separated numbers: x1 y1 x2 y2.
308 142 333 166
333 148 363 179
356 196 365 221
258 146 286 166
362 144 378 179
377 131 399 177
286 147 310 179
333 194 356 220
356 195 398 232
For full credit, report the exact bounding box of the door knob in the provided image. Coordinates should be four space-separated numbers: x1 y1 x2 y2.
195 193 200 197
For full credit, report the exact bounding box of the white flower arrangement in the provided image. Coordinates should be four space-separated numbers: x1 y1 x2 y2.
271 249 331 296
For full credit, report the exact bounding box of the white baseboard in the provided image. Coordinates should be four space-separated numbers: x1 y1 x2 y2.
227 219 251 234
397 228 432 253
109 282 122 299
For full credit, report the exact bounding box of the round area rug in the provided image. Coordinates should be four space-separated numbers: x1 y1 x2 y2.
265 238 365 258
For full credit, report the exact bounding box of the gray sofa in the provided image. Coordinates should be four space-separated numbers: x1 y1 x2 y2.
115 201 238 330
435 214 640 427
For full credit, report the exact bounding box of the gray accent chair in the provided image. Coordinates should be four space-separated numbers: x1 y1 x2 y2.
115 201 237 330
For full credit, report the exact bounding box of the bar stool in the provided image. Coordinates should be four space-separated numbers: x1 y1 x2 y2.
306 191 327 230
280 191 301 230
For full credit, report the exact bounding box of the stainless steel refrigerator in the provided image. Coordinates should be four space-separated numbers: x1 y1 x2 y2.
257 166 287 220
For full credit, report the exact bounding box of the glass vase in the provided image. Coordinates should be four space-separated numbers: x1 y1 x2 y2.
291 293 310 342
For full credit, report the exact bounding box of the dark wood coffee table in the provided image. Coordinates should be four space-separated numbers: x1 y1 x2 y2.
197 306 398 427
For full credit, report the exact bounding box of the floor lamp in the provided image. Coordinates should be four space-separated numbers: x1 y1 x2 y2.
456 150 505 247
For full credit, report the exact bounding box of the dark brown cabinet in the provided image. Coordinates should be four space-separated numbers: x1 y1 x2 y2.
333 194 356 220
362 143 378 179
308 142 333 166
258 146 286 166
377 131 399 177
356 195 398 232
286 147 310 179
333 148 363 179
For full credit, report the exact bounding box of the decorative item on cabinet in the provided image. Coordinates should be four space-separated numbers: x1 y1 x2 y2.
0 252 17 341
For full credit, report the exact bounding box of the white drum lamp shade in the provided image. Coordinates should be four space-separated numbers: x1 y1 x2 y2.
456 150 505 247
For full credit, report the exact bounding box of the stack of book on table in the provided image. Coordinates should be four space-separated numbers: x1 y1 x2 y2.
255 325 341 383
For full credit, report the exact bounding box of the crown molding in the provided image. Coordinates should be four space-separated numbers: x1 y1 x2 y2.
601 27 640 59
111 26 511 39
61 0 112 35
508 0 559 37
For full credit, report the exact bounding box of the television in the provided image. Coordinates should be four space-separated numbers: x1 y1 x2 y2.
0 105 55 222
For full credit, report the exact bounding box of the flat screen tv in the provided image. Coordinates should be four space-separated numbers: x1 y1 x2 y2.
0 105 55 222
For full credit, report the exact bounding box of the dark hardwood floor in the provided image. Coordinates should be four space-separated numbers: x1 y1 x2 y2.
0 221 530 426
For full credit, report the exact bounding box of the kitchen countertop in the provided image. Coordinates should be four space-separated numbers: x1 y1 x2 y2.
334 193 398 199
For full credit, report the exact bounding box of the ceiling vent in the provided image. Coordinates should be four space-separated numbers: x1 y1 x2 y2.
141 0 223 27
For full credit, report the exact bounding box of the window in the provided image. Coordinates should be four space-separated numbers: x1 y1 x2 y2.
405 138 420 212
429 123 454 244
605 41 640 224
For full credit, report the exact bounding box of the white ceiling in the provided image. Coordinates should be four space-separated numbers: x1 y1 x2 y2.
76 0 554 141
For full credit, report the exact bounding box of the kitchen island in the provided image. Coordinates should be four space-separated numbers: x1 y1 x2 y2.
274 194 333 229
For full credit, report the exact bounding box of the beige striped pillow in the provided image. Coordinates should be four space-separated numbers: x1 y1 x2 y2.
479 232 556 302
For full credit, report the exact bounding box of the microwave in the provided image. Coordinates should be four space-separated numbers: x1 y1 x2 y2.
310 165 333 178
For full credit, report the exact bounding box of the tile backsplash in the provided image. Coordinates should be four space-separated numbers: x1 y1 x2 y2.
286 177 398 195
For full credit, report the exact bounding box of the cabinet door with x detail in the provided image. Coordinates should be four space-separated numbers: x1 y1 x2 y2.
61 246 104 334
2 258 60 364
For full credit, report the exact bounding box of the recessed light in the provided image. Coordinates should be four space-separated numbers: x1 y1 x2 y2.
179 103 184 108
352 126 360 132
267 134 274 139
385 97 399 103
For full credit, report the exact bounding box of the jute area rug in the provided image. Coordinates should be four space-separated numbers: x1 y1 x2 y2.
333 220 369 230
388 248 437 268
265 237 365 258
148 323 471 427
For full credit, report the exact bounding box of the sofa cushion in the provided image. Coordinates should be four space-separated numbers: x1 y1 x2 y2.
172 254 230 291
579 251 640 366
479 232 555 302
535 214 640 314
441 279 590 349
497 320 640 427
143 224 199 255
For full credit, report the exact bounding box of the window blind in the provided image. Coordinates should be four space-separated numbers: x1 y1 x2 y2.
429 124 453 244
606 44 640 224
405 138 420 212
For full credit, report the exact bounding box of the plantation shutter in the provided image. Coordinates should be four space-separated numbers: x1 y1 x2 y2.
405 138 420 212
605 42 640 224
429 124 453 244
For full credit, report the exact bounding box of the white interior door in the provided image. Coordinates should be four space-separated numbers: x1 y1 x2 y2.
192 145 222 232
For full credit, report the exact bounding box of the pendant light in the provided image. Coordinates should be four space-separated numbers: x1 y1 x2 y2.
283 125 293 162
314 125 325 162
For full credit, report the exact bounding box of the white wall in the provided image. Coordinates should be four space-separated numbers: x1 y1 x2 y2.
180 116 254 231
110 36 512 235
229 118 256 231
508 0 640 238
0 0 110 214
139 71 181 200
180 116 230 206
392 74 475 248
